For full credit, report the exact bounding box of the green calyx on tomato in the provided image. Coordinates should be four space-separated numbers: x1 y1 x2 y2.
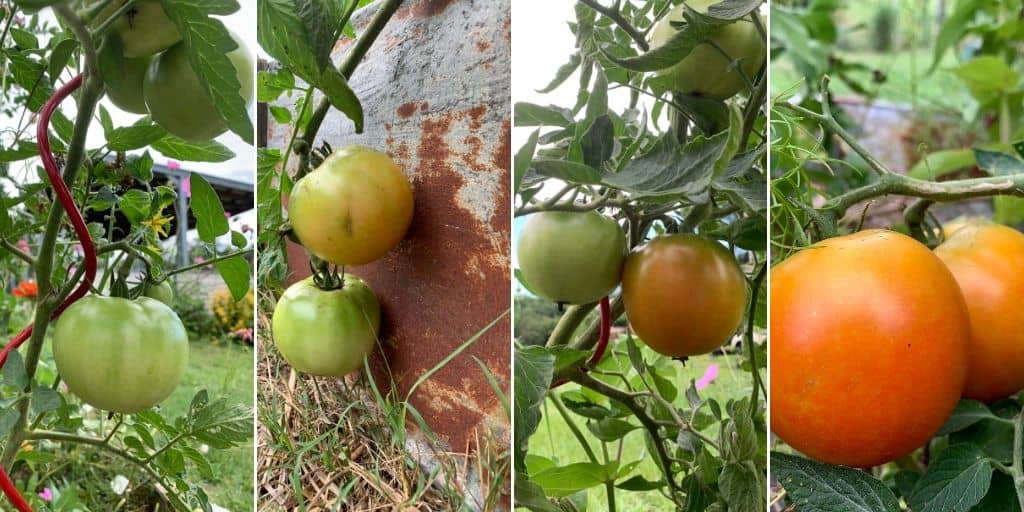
144 30 254 142
272 274 381 377
649 0 766 100
143 280 174 306
288 145 415 266
517 210 626 305
53 296 189 414
622 234 746 357
770 230 969 468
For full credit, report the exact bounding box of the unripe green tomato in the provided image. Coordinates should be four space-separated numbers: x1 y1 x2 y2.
143 280 174 306
53 296 189 413
650 0 766 100
104 55 150 115
113 0 181 58
517 211 626 305
144 31 254 141
288 146 415 265
272 275 381 377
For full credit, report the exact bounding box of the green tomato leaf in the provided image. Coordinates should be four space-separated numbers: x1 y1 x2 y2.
120 189 153 223
0 142 39 163
531 461 616 497
603 131 727 200
161 0 253 143
909 444 992 512
107 124 168 152
536 53 581 94
514 344 555 472
213 255 251 301
719 462 765 512
938 400 1000 436
318 67 364 133
188 173 229 243
532 159 603 184
515 102 574 127
151 136 236 162
514 130 539 194
772 452 901 512
605 9 729 72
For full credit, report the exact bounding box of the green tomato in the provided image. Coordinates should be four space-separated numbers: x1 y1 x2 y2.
517 211 626 305
272 275 380 377
650 0 766 100
53 296 189 413
144 31 254 141
143 280 174 306
104 55 150 115
288 146 414 265
113 0 181 58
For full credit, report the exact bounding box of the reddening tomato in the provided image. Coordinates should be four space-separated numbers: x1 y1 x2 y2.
770 229 970 467
650 0 766 100
104 55 150 115
288 146 414 265
517 211 626 305
621 235 746 357
935 222 1024 402
143 31 254 141
272 275 380 377
53 296 189 413
143 280 174 306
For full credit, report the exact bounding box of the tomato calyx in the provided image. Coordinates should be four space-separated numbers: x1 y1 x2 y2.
309 257 347 291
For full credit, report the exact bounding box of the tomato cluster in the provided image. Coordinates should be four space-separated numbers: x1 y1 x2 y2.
273 146 415 377
518 211 748 359
771 224 1024 467
98 0 253 141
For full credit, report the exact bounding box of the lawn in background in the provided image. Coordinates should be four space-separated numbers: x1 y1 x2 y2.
164 338 254 512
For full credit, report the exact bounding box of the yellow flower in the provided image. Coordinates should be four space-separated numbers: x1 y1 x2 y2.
141 212 172 239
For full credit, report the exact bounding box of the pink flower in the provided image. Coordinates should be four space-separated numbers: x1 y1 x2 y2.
695 363 719 390
167 160 181 170
182 175 191 198
232 328 253 343
224 212 232 218
38 488 52 502
73 243 83 255
16 240 29 254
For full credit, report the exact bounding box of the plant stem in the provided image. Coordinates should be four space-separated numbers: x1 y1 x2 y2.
745 265 766 407
295 0 405 176
1013 408 1024 511
826 171 1024 216
546 302 598 347
25 430 189 510
1 4 104 470
165 248 254 277
0 240 35 267
549 393 598 464
578 0 649 52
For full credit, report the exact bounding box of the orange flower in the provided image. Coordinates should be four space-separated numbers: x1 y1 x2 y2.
13 281 37 299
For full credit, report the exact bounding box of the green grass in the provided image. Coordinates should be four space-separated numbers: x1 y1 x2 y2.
528 349 751 510
162 338 254 512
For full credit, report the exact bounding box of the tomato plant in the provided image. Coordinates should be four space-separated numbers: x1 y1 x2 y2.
53 296 189 413
935 222 1024 404
771 1 1024 510
272 275 380 377
622 234 747 358
0 1 254 510
517 210 626 305
143 279 174 305
288 145 413 265
101 54 148 114
513 1 768 509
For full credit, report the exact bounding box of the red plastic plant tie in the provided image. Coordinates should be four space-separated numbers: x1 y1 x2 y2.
550 295 613 389
0 73 97 512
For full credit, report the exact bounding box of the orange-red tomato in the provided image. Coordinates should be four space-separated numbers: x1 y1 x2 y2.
935 223 1024 402
621 235 746 357
771 230 970 467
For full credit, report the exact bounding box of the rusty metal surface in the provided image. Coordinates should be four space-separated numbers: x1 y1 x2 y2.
269 0 511 460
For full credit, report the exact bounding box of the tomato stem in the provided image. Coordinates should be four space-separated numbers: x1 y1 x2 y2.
0 73 99 512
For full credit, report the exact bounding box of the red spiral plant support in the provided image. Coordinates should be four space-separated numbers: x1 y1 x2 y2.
0 73 97 512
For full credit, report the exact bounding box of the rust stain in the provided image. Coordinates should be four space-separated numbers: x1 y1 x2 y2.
397 102 419 119
491 120 512 229
396 0 456 19
419 101 430 113
476 39 490 52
